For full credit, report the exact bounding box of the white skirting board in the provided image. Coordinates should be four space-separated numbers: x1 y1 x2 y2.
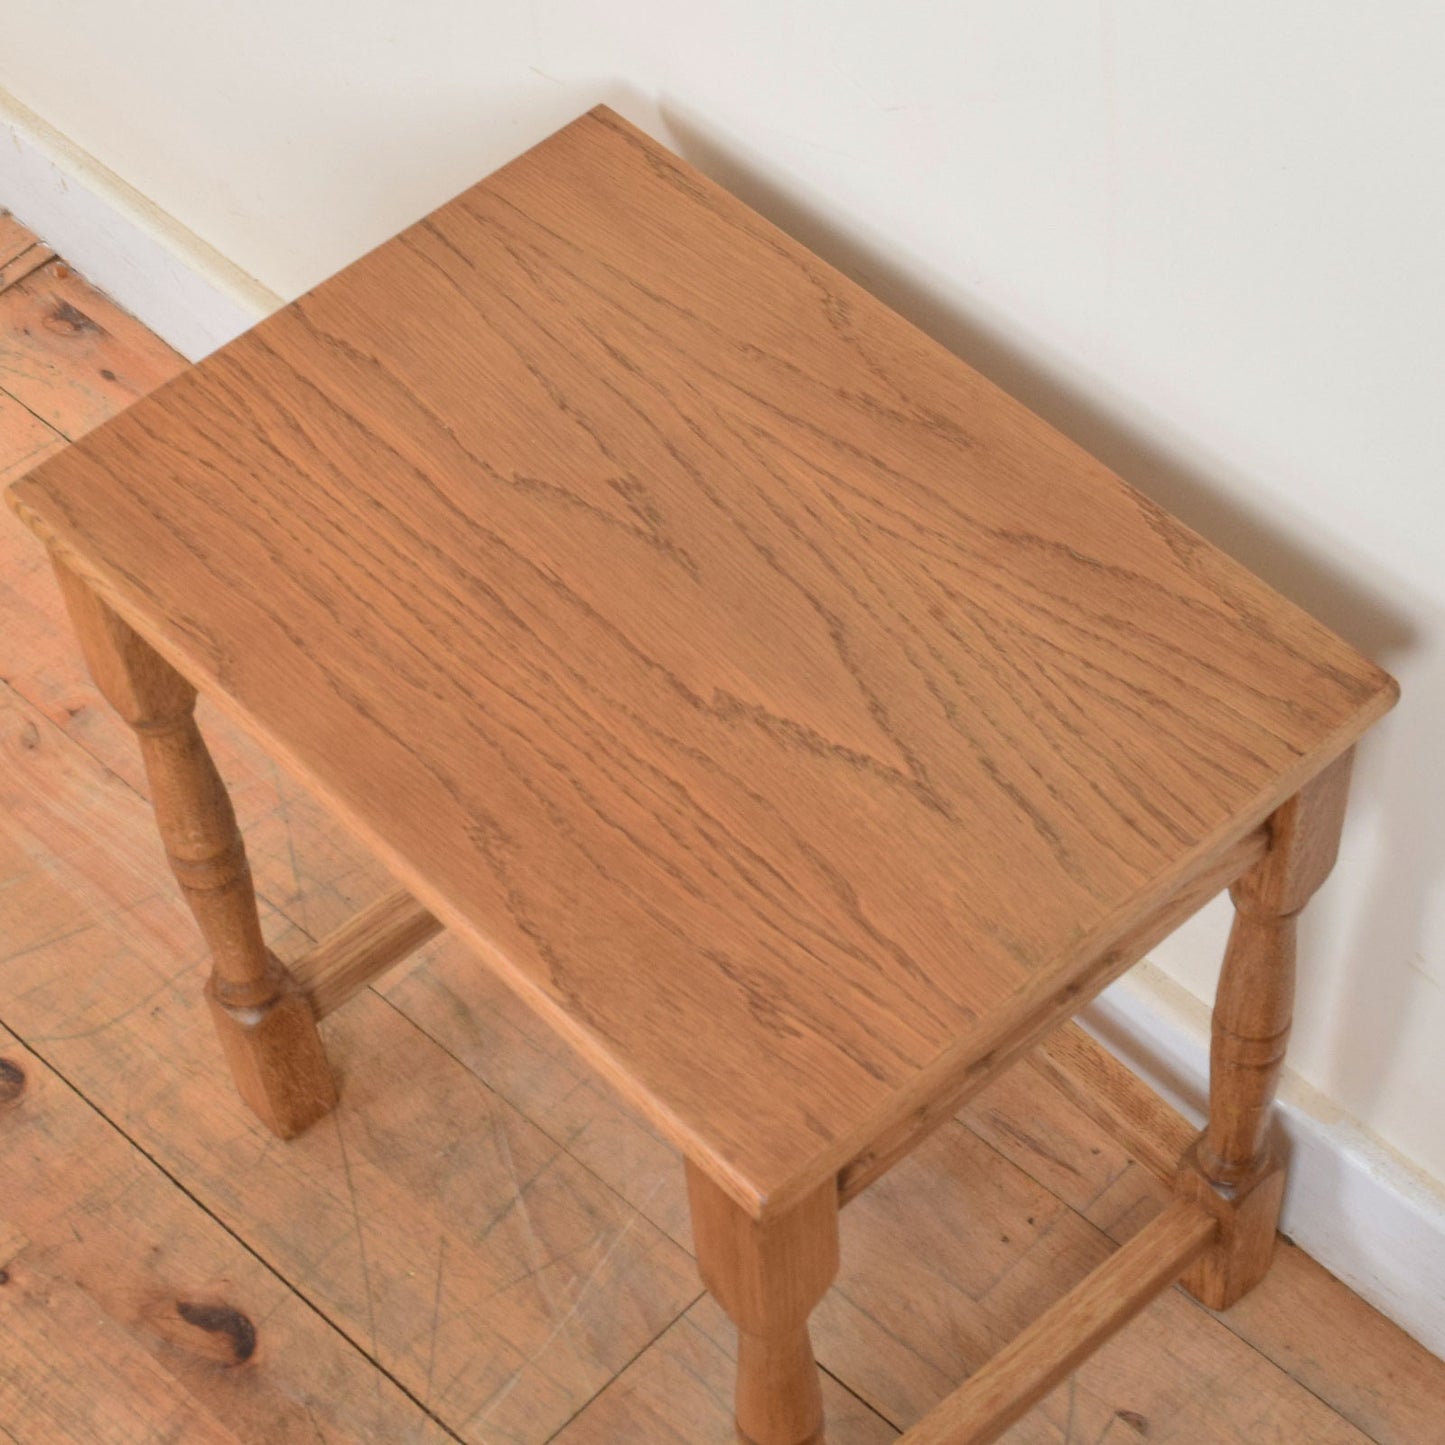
5 88 1443 1363
0 85 276 361
1085 963 1445 1359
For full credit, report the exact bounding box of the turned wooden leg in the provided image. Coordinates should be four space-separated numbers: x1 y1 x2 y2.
687 1163 840 1445
1178 749 1354 1308
53 558 337 1137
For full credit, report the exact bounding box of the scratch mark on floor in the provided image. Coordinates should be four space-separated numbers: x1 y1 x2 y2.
461 1175 663 1433
333 1107 382 1399
265 755 310 934
19 956 199 1043
423 1232 448 1411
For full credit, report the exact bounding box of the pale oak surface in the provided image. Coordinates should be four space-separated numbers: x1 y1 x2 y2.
5 111 1397 1216
5 210 1441 1444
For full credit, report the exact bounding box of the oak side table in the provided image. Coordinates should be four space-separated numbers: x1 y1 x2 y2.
7 108 1398 1444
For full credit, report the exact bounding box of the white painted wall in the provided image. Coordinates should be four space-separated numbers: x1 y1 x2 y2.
3 0 1442 1266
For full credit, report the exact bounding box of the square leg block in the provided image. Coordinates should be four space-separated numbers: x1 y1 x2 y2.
1176 1138 1286 1310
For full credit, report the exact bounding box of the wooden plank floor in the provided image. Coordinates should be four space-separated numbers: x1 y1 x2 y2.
1 210 1441 1443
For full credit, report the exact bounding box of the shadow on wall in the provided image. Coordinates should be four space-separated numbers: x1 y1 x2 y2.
297 75 667 300
653 97 1440 1152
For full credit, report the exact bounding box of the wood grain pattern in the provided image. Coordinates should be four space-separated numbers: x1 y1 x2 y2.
6 107 1398 1218
900 1201 1216 1444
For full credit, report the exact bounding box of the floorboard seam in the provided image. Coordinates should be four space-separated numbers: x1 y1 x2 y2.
537 1289 708 1443
0 1012 471 1445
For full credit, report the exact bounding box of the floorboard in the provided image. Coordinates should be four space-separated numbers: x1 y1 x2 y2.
0 1021 453 1443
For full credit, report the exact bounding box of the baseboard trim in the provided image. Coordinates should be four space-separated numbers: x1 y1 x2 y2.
0 86 277 360
1084 964 1445 1358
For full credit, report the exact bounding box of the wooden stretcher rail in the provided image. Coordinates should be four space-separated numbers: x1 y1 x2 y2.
288 889 443 1019
899 1200 1218 1445
837 823 1268 1205
1031 1021 1198 1186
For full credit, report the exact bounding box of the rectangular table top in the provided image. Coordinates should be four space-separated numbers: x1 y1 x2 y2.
8 107 1396 1216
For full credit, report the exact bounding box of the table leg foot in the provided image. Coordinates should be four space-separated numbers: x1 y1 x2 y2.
687 1163 838 1445
1176 1142 1286 1309
208 971 338 1137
